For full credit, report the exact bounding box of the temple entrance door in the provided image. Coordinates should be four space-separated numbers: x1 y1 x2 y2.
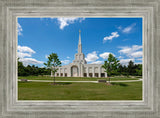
71 66 78 77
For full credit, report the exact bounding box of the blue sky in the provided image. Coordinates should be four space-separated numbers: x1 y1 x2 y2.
17 17 142 67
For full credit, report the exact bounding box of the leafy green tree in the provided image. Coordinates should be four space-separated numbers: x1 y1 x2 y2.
135 64 142 76
18 60 24 76
25 65 32 75
44 53 61 84
18 58 29 76
38 67 45 76
118 65 129 76
102 53 120 83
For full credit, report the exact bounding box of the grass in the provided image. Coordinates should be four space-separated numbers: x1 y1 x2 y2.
18 76 140 81
18 81 142 100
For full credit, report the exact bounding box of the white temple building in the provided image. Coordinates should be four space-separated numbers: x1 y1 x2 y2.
53 30 107 78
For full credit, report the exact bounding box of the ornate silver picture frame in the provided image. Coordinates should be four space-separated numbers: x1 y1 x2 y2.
0 0 159 117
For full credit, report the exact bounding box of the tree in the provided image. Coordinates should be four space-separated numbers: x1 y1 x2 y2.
18 59 25 76
135 64 142 76
18 58 29 76
44 53 61 84
128 60 136 75
117 64 123 75
102 54 120 83
123 65 129 76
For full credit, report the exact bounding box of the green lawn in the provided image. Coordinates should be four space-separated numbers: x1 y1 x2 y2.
18 76 140 81
18 81 142 100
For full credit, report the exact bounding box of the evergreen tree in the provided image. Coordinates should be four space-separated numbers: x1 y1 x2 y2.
128 60 136 75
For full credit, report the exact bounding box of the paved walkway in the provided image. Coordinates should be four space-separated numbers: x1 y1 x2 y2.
18 79 142 83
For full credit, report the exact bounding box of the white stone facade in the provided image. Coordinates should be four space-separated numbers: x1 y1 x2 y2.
52 30 107 78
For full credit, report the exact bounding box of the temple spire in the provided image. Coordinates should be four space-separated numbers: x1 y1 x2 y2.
79 30 81 44
78 30 82 53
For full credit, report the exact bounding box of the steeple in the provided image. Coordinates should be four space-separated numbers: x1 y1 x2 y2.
79 30 81 45
78 30 82 53
73 30 87 64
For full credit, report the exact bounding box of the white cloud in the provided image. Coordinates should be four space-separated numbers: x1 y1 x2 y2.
118 45 142 65
136 58 142 61
135 62 142 65
122 23 136 33
132 45 142 51
120 58 135 66
118 56 123 59
17 52 32 58
99 52 115 59
118 45 142 58
103 32 119 42
91 61 103 64
130 51 142 58
66 56 70 59
119 47 132 54
18 45 43 66
19 58 43 66
57 17 85 30
61 60 70 65
17 45 35 59
18 45 35 54
85 51 99 62
17 23 23 36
